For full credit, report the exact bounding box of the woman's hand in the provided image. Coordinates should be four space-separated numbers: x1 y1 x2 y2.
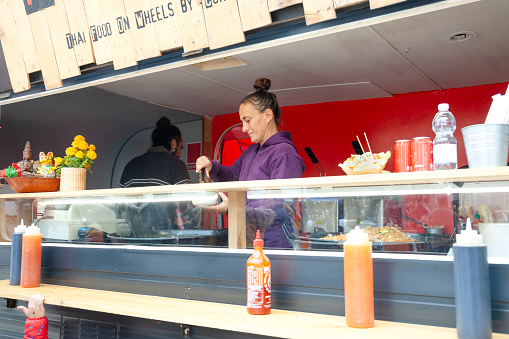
195 156 213 180
199 192 228 214
18 294 45 318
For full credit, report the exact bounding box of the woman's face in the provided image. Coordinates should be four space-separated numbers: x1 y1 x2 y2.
239 103 271 145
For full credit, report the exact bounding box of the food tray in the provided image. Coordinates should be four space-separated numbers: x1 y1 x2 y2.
290 233 453 253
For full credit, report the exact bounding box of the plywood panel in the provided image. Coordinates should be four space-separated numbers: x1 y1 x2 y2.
83 0 112 65
176 0 209 53
100 0 137 70
45 0 81 79
0 0 30 92
369 0 405 10
236 0 272 32
334 0 367 8
303 0 336 25
63 0 95 66
267 0 302 12
7 0 40 73
123 0 161 61
27 10 63 90
202 0 245 50
148 0 182 52
3 280 506 339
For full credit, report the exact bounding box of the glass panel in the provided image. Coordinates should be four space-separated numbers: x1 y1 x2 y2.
0 180 508 259
32 191 226 247
247 182 509 258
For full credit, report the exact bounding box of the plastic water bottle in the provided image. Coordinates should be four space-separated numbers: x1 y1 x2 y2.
432 103 457 170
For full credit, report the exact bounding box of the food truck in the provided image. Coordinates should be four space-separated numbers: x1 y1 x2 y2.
0 0 508 337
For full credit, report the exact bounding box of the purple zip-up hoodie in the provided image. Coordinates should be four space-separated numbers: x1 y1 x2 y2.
209 131 305 248
209 131 304 181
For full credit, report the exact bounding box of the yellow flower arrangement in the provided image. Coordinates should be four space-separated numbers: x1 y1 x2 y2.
58 135 97 174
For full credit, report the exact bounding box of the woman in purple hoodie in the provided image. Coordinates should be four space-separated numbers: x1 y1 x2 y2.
196 78 305 248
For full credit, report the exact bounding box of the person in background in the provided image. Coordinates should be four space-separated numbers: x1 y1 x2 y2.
119 117 191 233
18 294 48 339
120 117 190 188
196 78 305 248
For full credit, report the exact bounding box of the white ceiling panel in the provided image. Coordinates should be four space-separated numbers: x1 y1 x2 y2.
372 0 509 89
273 82 392 107
99 68 248 116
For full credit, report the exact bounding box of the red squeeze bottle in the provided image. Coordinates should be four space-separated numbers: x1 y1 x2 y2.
20 224 42 288
344 226 374 328
247 230 271 315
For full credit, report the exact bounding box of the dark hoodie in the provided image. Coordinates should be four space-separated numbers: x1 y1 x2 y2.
209 131 304 248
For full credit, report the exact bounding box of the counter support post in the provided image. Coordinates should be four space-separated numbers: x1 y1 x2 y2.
227 191 246 249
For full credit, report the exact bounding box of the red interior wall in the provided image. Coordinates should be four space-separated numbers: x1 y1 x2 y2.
212 83 509 177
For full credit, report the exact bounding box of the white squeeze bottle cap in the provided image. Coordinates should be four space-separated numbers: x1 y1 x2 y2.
438 103 449 111
346 226 369 242
456 218 483 245
25 223 41 235
14 219 27 233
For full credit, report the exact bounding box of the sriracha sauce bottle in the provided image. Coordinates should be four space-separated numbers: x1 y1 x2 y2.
247 230 271 315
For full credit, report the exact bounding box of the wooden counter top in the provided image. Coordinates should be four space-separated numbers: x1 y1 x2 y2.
1 280 508 339
1 166 509 200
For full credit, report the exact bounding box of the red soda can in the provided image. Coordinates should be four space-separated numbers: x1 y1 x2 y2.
412 137 433 171
394 140 412 172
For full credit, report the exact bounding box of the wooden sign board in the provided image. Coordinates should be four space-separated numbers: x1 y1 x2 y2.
100 0 137 70
28 10 63 90
83 0 112 65
7 0 40 73
267 0 302 12
176 0 209 53
148 0 182 52
123 0 162 61
303 0 336 25
369 0 405 10
0 0 30 92
63 0 95 66
45 0 81 79
237 0 272 32
334 0 368 8
202 0 245 50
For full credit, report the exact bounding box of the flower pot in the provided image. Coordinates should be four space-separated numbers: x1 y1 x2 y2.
60 167 86 191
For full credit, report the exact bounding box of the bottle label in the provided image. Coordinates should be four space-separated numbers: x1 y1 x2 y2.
247 265 271 309
433 144 457 164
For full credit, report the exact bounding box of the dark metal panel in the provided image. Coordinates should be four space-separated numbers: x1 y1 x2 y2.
0 44 12 94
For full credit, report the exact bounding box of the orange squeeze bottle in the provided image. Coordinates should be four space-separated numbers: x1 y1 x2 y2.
343 226 374 328
20 224 42 288
247 230 271 315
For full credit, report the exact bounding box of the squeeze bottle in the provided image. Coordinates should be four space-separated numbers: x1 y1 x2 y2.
20 223 42 288
453 218 492 339
247 230 271 315
9 219 27 285
344 226 374 328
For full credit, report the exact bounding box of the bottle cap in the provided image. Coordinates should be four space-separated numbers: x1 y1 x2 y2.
438 103 449 111
25 223 41 235
14 219 27 233
253 230 264 247
346 226 369 242
456 218 483 245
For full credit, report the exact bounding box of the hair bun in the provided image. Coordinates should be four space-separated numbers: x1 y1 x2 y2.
253 78 271 92
156 117 172 128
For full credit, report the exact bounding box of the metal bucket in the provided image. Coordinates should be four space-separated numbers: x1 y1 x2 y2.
461 124 509 168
